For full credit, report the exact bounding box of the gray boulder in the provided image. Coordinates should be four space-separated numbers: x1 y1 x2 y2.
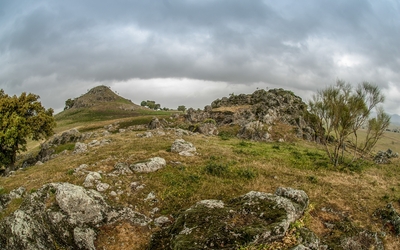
0 182 151 250
130 157 167 173
171 139 196 156
148 187 309 249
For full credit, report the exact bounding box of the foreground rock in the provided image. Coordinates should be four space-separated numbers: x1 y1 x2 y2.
0 183 150 250
149 187 311 249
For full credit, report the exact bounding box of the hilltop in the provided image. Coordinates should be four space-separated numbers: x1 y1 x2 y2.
54 85 164 131
1 87 400 249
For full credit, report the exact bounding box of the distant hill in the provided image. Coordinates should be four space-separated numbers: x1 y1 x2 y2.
55 85 147 125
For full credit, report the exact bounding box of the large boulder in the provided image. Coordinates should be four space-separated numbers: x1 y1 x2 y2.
0 183 151 250
148 187 309 249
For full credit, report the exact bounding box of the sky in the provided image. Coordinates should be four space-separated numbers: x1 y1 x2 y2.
0 0 399 115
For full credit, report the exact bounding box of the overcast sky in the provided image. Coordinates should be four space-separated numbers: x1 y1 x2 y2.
0 0 399 115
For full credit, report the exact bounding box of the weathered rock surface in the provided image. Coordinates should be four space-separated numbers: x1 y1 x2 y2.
148 117 167 130
0 182 151 250
171 139 196 156
130 157 167 173
148 187 309 249
74 142 88 154
185 88 320 142
374 148 399 164
375 203 400 235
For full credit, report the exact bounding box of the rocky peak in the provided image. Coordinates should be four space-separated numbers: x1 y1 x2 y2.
186 88 320 142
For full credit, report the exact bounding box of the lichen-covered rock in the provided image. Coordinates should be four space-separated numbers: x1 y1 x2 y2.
374 203 400 235
74 142 88 154
0 182 151 250
130 157 167 173
148 117 166 130
374 148 399 164
340 230 384 250
148 187 309 249
83 172 102 187
238 121 270 141
171 139 196 155
113 162 133 175
184 88 319 142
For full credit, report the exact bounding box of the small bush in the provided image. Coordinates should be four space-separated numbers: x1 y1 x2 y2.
204 162 230 177
236 168 257 180
203 118 216 125
307 175 318 184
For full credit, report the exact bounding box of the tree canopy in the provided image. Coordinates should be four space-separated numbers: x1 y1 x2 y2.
0 90 55 170
309 80 390 166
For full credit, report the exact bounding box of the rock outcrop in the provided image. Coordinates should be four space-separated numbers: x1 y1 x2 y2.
0 183 151 250
148 187 311 249
185 88 320 142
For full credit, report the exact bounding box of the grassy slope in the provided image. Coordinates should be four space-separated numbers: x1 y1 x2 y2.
2 111 400 249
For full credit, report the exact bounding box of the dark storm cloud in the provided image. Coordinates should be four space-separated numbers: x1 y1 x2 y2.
0 0 399 114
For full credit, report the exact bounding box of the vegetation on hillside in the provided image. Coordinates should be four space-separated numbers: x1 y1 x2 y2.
1 85 400 249
309 80 390 166
0 90 55 172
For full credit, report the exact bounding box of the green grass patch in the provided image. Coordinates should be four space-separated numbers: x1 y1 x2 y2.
54 143 75 154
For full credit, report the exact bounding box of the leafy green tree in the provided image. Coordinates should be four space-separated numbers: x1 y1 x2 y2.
64 98 75 110
146 100 156 109
309 80 389 166
177 105 186 112
0 90 55 170
140 100 147 107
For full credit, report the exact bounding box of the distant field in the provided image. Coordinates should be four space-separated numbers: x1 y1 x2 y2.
356 128 400 154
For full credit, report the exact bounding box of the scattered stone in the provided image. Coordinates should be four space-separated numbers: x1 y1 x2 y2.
374 149 399 164
130 182 145 191
144 192 156 202
35 161 44 166
138 131 153 138
88 140 101 147
171 139 196 156
374 203 400 235
110 191 117 197
75 164 89 173
179 151 195 157
96 183 110 192
154 216 171 227
148 117 164 130
74 142 88 154
83 172 102 187
130 157 166 173
113 162 133 175
341 230 384 250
